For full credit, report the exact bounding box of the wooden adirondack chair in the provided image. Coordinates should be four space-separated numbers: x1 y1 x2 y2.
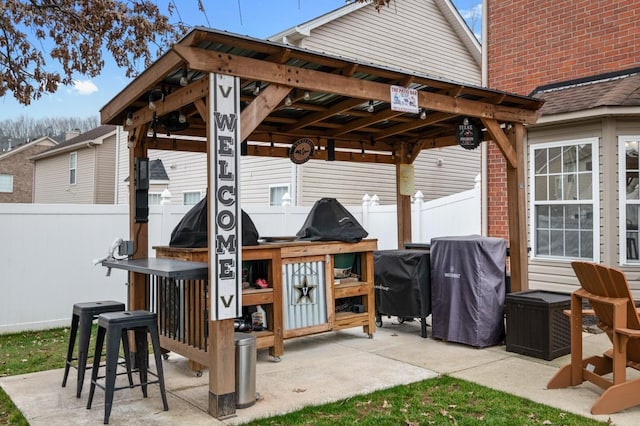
547 261 640 414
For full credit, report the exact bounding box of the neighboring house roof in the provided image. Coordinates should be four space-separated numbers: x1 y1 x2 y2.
124 159 169 182
29 125 117 160
268 0 481 66
0 136 58 161
531 67 640 117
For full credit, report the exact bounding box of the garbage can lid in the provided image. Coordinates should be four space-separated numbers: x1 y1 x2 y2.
235 332 256 346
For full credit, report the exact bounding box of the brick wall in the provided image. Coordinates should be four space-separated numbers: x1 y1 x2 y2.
0 144 51 203
486 0 640 238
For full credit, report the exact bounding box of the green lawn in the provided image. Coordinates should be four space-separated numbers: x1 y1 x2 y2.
0 327 606 425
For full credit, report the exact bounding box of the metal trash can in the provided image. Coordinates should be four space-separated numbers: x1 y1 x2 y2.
235 332 256 408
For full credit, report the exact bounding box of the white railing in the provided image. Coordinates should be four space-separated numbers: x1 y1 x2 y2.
0 187 480 333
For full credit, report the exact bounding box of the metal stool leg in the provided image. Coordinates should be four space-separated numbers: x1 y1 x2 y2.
134 328 149 398
62 313 79 388
86 325 106 410
102 323 123 424
148 322 169 411
75 310 94 398
120 329 134 387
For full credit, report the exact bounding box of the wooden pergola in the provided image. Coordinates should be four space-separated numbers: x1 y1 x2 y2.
101 27 542 417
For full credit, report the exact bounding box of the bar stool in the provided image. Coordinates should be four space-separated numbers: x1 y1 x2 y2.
62 301 131 398
87 310 168 424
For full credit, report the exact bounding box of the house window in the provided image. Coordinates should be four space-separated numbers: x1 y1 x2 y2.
183 191 202 205
0 174 13 193
69 152 77 185
269 184 290 206
530 138 598 260
148 192 162 205
619 136 640 263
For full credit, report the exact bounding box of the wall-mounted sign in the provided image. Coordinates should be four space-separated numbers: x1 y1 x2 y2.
208 73 242 321
456 117 482 150
289 138 315 164
399 164 415 195
390 85 419 114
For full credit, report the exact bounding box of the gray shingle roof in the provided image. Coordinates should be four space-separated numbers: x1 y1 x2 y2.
531 67 640 116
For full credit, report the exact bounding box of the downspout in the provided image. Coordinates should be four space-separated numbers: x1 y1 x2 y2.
481 0 489 236
114 127 121 204
87 141 97 203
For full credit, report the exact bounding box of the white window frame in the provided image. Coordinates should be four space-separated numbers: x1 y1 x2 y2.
269 183 290 206
183 190 203 205
69 152 77 185
148 192 162 205
0 174 13 193
529 137 600 262
618 135 640 264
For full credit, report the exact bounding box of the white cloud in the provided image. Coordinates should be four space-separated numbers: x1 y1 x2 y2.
72 79 99 95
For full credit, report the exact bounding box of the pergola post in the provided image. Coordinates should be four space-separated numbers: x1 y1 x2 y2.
506 123 528 292
396 143 412 249
482 119 528 292
128 125 149 310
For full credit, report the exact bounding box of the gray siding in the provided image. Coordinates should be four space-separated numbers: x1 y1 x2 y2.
241 157 292 205
300 160 396 205
34 148 96 203
95 135 116 204
300 0 481 84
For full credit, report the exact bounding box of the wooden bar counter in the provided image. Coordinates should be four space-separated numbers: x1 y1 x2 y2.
152 238 377 371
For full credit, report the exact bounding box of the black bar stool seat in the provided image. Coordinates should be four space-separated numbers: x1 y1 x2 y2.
87 310 168 424
62 300 131 398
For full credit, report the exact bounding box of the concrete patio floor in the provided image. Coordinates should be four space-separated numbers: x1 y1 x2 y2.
1 320 639 425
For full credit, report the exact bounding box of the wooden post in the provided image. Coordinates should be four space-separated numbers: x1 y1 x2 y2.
208 318 236 417
506 123 528 292
395 143 412 249
128 125 149 310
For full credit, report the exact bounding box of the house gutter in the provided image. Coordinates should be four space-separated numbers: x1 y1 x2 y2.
86 141 98 204
114 127 121 204
481 0 488 236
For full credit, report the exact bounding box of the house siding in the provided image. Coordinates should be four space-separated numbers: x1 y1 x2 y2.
0 140 56 203
300 0 481 84
34 148 96 203
527 118 640 296
116 145 295 206
95 135 116 204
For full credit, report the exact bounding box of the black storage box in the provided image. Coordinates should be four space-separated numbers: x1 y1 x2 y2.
505 290 571 360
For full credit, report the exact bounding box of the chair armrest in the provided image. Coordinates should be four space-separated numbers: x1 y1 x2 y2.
615 327 640 338
562 309 596 317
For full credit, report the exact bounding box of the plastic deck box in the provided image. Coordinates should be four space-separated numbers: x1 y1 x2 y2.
505 290 571 360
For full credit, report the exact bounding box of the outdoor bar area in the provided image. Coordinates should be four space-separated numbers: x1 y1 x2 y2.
98 27 542 418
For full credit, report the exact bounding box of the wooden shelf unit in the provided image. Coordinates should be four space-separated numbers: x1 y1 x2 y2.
153 238 377 365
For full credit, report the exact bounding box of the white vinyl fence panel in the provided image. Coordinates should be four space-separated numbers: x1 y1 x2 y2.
0 188 479 333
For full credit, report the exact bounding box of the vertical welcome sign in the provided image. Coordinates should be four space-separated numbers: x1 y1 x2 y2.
209 73 242 320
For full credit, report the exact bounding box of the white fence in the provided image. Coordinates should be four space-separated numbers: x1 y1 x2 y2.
0 187 480 333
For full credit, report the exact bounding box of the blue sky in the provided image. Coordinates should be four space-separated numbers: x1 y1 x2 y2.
0 0 481 122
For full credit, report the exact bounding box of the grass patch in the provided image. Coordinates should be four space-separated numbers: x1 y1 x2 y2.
0 328 69 377
0 327 70 426
0 328 607 426
244 376 605 425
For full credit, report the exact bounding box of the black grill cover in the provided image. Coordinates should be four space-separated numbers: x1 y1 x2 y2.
169 196 259 247
296 198 368 243
374 249 431 318
430 235 506 348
